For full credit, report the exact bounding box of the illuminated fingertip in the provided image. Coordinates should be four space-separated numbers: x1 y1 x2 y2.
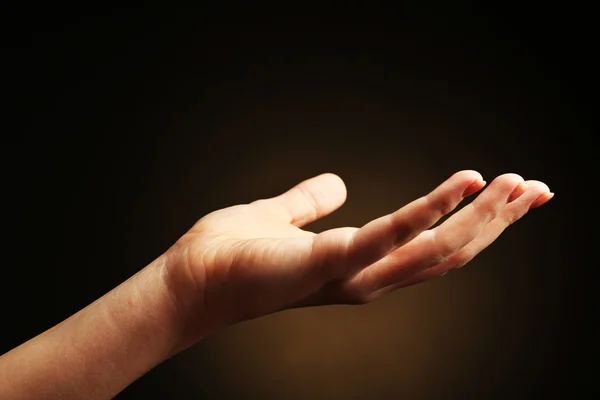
530 192 555 209
508 182 529 202
462 179 486 198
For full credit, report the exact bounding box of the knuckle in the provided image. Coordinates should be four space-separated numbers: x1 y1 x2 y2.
470 198 498 221
504 210 523 225
427 193 456 216
430 230 460 259
295 185 320 221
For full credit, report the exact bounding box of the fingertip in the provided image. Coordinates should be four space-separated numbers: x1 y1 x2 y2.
462 179 487 197
499 173 526 186
530 192 555 209
322 172 345 185
508 182 529 202
523 180 550 194
320 172 347 199
453 169 484 182
485 173 526 198
451 170 485 197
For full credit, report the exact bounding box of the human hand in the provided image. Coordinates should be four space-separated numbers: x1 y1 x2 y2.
169 170 553 341
0 170 554 400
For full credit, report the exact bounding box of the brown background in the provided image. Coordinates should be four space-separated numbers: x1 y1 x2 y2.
3 5 592 399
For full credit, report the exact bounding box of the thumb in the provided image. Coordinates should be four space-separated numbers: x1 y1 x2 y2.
261 173 347 228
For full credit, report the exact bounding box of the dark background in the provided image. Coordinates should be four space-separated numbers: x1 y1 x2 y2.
3 5 594 399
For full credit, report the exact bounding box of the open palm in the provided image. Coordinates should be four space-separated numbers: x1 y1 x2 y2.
174 171 552 329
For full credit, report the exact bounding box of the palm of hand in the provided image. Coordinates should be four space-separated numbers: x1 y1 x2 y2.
175 171 552 329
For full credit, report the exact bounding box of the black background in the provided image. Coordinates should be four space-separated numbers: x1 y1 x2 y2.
3 4 594 399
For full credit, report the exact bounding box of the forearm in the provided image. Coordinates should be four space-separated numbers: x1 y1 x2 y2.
0 252 205 400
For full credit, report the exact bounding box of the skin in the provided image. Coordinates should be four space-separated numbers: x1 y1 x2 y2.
0 170 553 399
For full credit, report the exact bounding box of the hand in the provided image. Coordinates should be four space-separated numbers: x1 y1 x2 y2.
0 170 554 400
170 170 553 337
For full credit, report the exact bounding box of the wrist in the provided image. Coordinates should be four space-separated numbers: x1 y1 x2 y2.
0 249 213 400
160 242 215 355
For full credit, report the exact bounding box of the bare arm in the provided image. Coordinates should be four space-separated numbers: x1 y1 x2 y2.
0 255 200 400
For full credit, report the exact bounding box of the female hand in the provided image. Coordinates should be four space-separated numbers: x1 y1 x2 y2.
171 170 553 337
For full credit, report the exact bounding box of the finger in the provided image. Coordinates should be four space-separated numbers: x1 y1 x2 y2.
343 170 485 269
369 180 553 297
254 173 347 227
352 173 526 293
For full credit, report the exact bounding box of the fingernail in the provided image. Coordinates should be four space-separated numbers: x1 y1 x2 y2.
462 179 486 197
530 192 555 209
508 182 529 202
